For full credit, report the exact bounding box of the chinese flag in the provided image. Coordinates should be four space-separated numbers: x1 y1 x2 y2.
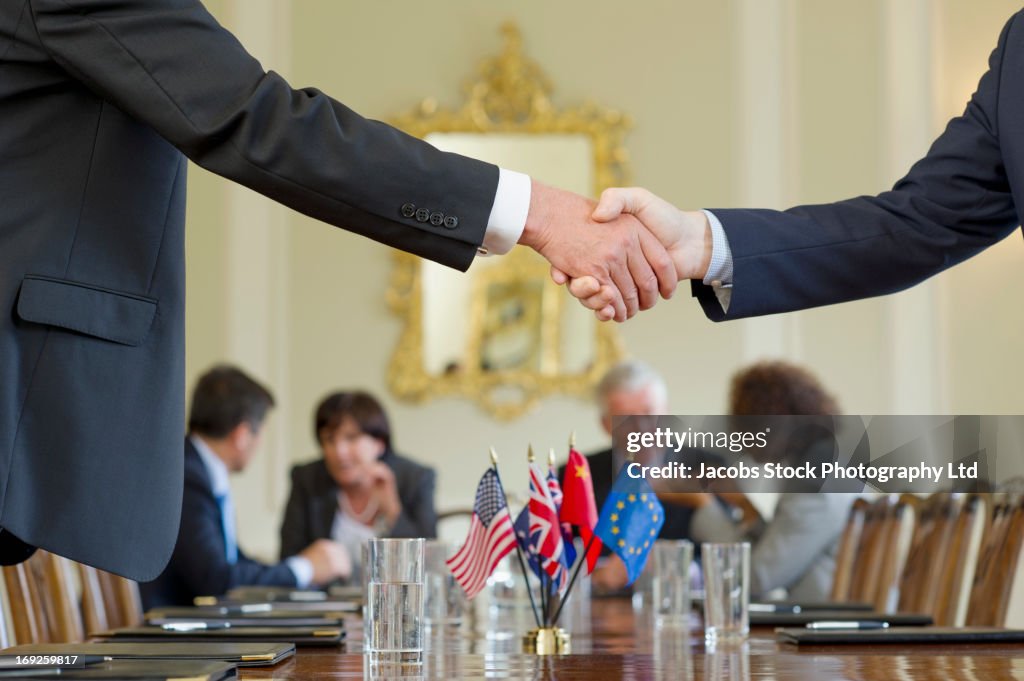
559 448 602 573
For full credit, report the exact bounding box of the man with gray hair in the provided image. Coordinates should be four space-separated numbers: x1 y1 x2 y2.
560 359 721 591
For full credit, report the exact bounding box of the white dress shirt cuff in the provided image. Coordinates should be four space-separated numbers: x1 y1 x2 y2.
479 168 531 256
702 209 734 313
286 556 314 589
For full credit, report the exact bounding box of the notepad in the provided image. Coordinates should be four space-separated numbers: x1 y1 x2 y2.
0 659 236 680
776 626 1024 645
752 611 932 627
2 642 294 667
98 626 345 647
146 606 345 628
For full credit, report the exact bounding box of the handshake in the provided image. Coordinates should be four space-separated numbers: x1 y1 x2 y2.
520 181 713 322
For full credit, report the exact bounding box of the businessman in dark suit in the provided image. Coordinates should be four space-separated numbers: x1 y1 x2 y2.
558 360 721 591
279 391 435 584
562 9 1024 323
141 366 350 609
0 0 678 578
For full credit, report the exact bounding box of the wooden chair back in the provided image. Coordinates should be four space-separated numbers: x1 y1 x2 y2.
1 560 48 644
76 564 109 637
30 551 84 643
830 497 868 601
847 495 912 609
97 569 143 628
934 493 987 626
965 494 1024 626
896 493 960 616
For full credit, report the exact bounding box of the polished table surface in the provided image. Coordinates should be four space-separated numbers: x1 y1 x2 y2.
237 598 1024 680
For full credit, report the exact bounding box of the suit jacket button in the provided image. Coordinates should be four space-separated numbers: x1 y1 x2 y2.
443 216 459 229
429 212 445 226
401 203 416 218
415 208 431 223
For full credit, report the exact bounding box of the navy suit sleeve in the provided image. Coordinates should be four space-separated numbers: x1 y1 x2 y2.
693 11 1021 320
173 479 296 598
279 466 312 561
29 0 497 271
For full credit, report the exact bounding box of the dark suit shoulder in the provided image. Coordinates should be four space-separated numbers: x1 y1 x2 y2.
385 450 434 481
289 458 336 493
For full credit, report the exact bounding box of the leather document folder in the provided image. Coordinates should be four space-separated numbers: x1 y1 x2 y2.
2 642 294 667
752 611 933 627
777 626 1024 645
146 607 345 628
0 659 236 680
98 626 345 647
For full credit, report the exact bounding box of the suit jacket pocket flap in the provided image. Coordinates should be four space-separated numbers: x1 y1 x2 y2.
17 276 157 346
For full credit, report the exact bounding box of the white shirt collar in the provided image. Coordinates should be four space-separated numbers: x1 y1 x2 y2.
190 434 232 498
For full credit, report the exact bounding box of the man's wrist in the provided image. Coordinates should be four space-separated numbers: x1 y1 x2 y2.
675 210 713 281
480 169 531 255
518 178 552 252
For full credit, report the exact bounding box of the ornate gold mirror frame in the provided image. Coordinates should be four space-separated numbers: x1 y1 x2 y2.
386 23 629 420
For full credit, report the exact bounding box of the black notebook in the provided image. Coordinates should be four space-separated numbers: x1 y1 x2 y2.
98 626 345 647
146 607 345 628
2 643 293 667
777 626 1024 645
756 600 875 612
0 660 236 680
193 597 358 613
752 611 932 627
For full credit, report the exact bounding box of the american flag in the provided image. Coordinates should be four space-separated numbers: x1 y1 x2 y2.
528 462 567 591
446 469 517 599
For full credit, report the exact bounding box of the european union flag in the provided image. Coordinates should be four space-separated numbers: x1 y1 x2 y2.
593 466 664 585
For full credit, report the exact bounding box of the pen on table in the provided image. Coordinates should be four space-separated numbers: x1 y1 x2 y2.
749 603 802 614
805 621 890 630
161 621 232 631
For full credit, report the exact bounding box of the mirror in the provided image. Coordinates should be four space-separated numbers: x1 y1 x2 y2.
386 23 630 420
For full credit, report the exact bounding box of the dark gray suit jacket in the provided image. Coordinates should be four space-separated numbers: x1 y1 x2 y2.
0 0 496 580
279 451 437 561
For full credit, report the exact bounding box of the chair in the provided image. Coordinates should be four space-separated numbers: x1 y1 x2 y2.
30 551 84 643
845 495 915 611
896 493 960 617
97 569 143 628
1 561 48 644
933 493 987 626
76 564 109 637
829 497 868 601
965 494 1024 626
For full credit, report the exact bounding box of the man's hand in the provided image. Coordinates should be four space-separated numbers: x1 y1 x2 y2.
554 187 713 321
299 539 352 585
367 461 402 527
518 181 677 322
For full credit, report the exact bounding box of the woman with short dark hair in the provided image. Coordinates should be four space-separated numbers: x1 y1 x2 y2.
279 391 436 582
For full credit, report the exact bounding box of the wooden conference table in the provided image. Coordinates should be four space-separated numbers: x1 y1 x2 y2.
233 597 1024 680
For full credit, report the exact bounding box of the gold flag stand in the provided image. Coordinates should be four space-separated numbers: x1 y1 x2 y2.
522 626 571 655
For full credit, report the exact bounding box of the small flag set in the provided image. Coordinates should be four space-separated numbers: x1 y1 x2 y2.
447 435 664 629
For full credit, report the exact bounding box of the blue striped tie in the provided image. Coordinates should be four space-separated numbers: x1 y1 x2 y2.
215 492 238 564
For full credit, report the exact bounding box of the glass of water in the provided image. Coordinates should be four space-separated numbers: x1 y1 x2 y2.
364 538 424 663
653 539 693 627
701 542 750 643
424 539 464 627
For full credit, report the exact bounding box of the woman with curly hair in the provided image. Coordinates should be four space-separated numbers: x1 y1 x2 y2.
690 361 854 601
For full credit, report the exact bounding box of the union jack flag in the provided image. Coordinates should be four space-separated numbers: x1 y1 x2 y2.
527 462 568 591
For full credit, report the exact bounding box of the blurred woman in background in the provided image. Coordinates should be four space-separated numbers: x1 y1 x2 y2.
279 391 436 582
